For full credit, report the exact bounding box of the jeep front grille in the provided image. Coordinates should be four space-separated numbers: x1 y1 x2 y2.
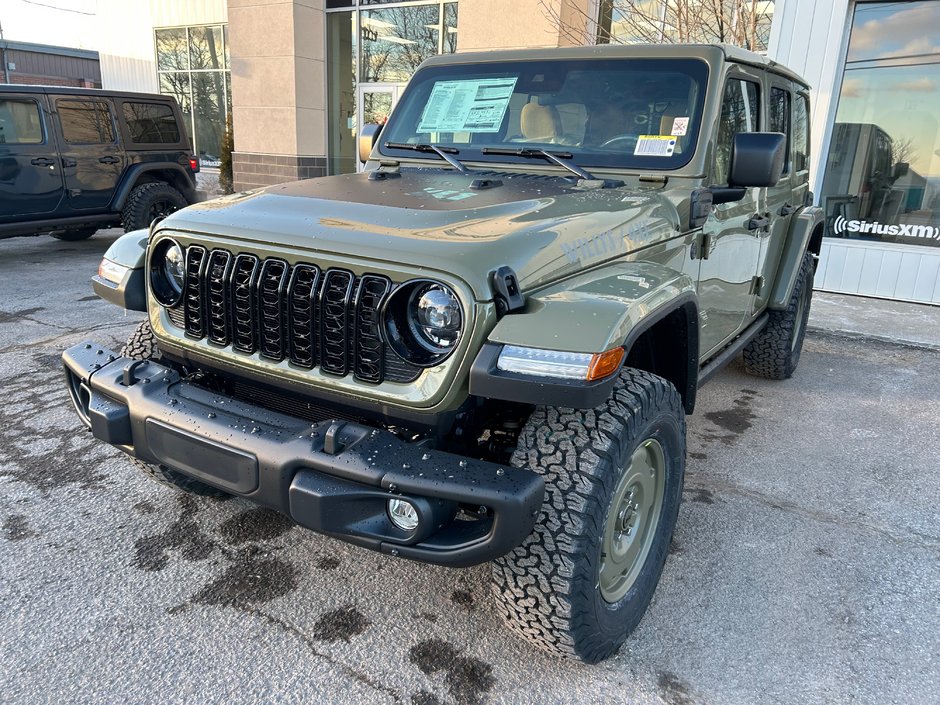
169 246 420 385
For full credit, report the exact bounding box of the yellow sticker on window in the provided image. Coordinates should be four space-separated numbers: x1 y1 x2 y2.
634 135 677 157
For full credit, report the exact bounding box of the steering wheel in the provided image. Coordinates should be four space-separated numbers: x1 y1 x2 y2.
599 134 639 150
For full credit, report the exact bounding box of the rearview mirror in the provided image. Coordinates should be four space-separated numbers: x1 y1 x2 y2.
359 123 383 163
729 132 786 188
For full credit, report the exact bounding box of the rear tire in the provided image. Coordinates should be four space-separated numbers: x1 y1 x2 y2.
121 182 188 232
121 320 226 497
491 368 685 663
743 251 814 380
51 227 98 241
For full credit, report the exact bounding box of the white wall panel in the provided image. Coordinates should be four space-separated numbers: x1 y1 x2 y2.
818 240 940 305
768 0 852 197
96 0 227 93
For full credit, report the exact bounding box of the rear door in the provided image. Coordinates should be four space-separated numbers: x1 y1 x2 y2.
53 96 125 211
697 71 764 359
0 93 64 220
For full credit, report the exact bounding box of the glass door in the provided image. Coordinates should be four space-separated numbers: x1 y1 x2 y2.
356 83 401 171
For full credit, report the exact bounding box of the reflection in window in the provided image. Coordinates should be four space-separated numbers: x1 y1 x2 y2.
57 100 115 144
360 5 441 82
155 24 230 167
123 103 181 143
793 94 809 172
0 100 43 144
597 0 774 52
822 1 940 248
770 87 790 172
714 79 759 186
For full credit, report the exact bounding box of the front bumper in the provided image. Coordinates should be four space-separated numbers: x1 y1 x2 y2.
62 341 544 567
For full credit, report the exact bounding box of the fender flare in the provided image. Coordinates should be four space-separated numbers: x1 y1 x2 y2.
769 206 824 310
111 163 197 211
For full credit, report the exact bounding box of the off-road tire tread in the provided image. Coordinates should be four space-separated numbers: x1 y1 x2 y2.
491 368 685 663
121 182 186 233
121 320 225 497
743 251 814 380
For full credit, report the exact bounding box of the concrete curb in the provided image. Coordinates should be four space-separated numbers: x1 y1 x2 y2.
807 326 940 353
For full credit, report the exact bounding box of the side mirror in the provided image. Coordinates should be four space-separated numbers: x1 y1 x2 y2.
892 162 909 180
359 123 383 163
729 132 786 188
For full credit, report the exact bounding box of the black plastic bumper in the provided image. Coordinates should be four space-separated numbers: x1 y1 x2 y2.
62 341 544 567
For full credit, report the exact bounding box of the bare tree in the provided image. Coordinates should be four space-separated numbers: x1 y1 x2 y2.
545 0 775 52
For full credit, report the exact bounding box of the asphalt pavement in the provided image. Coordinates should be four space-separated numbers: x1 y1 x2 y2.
1 230 938 705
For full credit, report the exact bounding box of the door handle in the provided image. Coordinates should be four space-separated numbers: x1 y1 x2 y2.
62 157 77 168
98 156 120 164
746 214 770 231
30 157 55 167
778 203 797 216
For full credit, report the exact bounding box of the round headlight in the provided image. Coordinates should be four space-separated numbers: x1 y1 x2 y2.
383 280 464 367
410 284 462 351
149 238 185 307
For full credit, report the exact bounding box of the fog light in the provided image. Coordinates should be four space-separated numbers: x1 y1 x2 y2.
388 498 420 532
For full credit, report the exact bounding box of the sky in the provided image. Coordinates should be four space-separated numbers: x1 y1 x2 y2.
0 0 98 51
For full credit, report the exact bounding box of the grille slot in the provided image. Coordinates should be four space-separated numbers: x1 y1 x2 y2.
205 250 232 346
231 254 259 353
287 264 320 369
183 245 207 339
169 247 423 385
257 259 289 360
319 269 354 376
353 275 391 383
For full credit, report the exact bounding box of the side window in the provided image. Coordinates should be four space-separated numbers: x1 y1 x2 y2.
122 102 181 144
58 99 115 144
793 94 810 172
715 78 759 185
0 99 44 145
770 87 791 173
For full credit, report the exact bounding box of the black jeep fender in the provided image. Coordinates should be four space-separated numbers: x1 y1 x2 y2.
111 163 198 211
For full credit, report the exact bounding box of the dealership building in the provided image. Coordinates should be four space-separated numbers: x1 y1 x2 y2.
91 0 940 305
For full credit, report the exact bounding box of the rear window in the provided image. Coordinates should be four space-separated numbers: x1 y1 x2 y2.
122 102 181 144
0 99 44 144
58 99 115 144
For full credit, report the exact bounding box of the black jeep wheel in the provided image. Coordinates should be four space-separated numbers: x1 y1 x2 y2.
743 251 815 380
492 368 685 663
121 320 226 497
121 182 188 232
51 227 98 241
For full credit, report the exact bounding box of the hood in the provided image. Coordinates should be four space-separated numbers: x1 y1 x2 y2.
160 169 680 300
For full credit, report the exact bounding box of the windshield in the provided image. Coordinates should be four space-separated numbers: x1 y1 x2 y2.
379 58 709 171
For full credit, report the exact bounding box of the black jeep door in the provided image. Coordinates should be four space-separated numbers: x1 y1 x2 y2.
53 97 125 211
0 94 64 220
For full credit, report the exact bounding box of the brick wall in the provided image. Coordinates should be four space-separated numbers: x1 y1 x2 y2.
232 153 327 192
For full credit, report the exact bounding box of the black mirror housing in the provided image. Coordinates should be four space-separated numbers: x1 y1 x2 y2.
729 132 786 188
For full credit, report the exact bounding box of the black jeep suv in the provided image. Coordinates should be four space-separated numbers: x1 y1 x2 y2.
0 86 200 241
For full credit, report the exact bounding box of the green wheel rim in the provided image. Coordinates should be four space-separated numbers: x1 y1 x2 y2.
599 438 666 604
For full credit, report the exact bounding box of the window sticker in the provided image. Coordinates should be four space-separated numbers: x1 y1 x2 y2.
634 135 677 157
671 116 690 136
417 77 518 133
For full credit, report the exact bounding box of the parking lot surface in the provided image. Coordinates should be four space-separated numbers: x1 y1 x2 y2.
2 231 938 705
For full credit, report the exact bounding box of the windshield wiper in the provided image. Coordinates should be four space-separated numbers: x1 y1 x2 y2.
481 147 595 181
384 142 470 174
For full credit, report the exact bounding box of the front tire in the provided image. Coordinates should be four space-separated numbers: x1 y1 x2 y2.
492 368 686 663
743 251 815 380
121 320 226 497
121 182 188 232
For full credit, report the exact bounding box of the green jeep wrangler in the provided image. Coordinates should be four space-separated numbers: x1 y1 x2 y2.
63 44 823 663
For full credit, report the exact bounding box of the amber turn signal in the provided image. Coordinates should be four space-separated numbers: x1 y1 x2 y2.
586 347 625 381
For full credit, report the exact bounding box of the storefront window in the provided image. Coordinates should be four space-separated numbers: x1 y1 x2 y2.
155 24 230 167
821 1 940 248
326 2 458 174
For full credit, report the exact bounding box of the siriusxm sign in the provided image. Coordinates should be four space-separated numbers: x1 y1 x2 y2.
832 216 940 241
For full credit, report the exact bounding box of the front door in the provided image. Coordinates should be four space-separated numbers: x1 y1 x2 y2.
0 94 64 220
52 96 125 211
356 84 401 171
697 74 764 359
